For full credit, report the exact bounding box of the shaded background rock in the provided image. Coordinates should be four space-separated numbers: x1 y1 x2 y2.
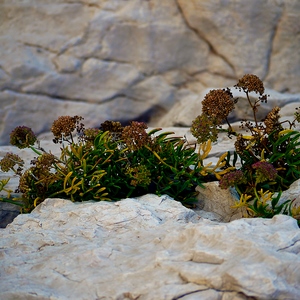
1 0 300 144
157 88 300 127
0 202 20 228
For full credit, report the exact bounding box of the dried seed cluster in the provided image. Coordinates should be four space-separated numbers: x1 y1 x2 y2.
202 89 235 122
51 116 83 142
10 126 37 149
122 121 151 151
0 153 24 172
264 106 282 134
235 74 265 95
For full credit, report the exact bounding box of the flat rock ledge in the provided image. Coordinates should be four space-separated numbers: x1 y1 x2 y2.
1 194 300 300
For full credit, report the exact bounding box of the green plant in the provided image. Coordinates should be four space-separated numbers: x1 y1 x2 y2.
1 118 228 212
191 74 300 224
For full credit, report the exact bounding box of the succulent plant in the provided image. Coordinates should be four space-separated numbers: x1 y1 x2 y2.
191 74 300 223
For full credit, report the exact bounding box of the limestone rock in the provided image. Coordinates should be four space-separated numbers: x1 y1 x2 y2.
156 87 300 127
279 179 300 211
195 182 246 222
177 0 300 93
0 195 299 299
1 0 300 145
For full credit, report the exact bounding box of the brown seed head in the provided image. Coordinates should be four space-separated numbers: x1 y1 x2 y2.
202 89 235 123
234 134 248 155
122 121 150 151
235 74 265 95
0 153 24 172
51 116 83 140
100 121 124 133
264 106 282 134
10 126 37 149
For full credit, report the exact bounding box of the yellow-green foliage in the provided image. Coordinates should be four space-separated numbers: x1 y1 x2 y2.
191 74 300 224
0 119 228 212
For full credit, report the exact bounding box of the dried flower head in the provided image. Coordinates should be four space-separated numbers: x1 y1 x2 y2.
122 121 150 151
100 121 124 140
0 153 24 172
234 134 249 155
100 121 123 133
51 116 83 142
235 74 265 95
10 126 37 149
202 89 235 122
219 170 246 189
264 106 282 134
191 114 219 143
18 168 33 194
252 161 277 183
36 153 56 169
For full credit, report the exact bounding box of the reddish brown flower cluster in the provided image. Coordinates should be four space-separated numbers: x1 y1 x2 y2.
252 161 277 182
122 121 151 151
219 170 246 189
51 116 83 142
202 89 235 123
235 74 265 95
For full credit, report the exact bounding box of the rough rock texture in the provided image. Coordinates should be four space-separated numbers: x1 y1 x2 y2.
1 194 300 300
1 0 300 144
195 182 247 223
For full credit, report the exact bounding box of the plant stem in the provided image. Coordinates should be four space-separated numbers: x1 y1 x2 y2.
245 91 259 128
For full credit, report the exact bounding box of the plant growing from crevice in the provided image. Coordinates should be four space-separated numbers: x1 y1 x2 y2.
1 74 300 226
0 118 231 213
191 74 300 224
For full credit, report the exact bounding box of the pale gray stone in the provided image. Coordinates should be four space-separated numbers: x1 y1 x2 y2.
177 0 300 93
195 182 247 222
156 87 300 127
1 0 299 145
0 195 299 299
279 179 300 211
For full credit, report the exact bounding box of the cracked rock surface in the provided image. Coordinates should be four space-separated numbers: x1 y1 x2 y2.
1 194 300 299
1 0 299 145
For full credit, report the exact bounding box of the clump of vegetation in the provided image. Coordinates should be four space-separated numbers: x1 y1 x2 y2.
1 74 299 226
191 74 300 224
0 118 229 213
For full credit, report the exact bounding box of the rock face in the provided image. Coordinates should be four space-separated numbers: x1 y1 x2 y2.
1 0 300 144
157 88 300 127
1 194 300 300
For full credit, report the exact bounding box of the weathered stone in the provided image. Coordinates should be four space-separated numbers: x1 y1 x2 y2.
0 195 299 299
156 87 300 127
279 179 300 210
195 182 246 222
177 0 300 93
1 0 299 145
0 202 20 228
